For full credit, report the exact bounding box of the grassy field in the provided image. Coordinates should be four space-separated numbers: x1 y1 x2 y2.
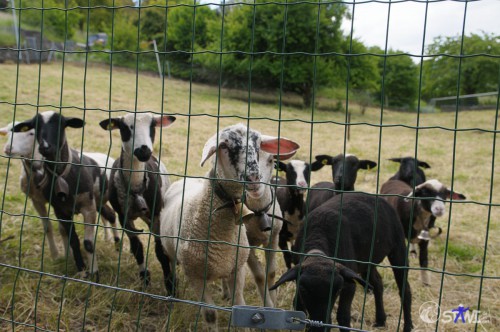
0 62 498 331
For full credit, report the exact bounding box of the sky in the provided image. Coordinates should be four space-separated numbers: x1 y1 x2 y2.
341 0 500 56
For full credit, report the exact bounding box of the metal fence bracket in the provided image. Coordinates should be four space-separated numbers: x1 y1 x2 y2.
231 305 306 330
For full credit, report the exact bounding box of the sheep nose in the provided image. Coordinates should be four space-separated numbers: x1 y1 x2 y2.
38 142 54 157
244 174 260 183
297 180 307 188
3 145 11 155
133 145 152 162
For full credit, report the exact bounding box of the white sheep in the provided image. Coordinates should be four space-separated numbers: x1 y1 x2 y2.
159 124 299 331
222 136 299 307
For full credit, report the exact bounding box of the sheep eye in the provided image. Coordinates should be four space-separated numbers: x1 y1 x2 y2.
130 125 134 130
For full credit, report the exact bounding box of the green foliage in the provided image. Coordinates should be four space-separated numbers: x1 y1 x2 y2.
110 13 139 63
373 47 419 109
74 0 135 34
338 39 380 94
202 0 347 107
422 32 500 101
18 0 82 40
0 30 16 46
139 3 218 78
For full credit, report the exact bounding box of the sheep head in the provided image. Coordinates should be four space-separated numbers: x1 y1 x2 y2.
311 154 377 191
270 254 371 328
405 179 466 217
275 160 311 194
13 111 83 162
201 124 299 200
99 113 176 162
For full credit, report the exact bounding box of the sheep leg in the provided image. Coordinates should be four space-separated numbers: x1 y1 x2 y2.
119 213 149 284
247 249 274 307
155 238 175 295
58 222 70 257
192 278 218 332
31 198 59 259
101 203 120 249
366 268 387 327
221 279 231 300
57 217 86 275
80 199 99 281
228 265 247 306
266 231 279 305
278 225 292 269
418 240 430 285
388 251 413 332
336 280 356 331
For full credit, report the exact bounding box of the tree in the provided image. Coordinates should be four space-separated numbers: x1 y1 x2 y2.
206 0 347 107
74 0 135 34
340 39 380 93
422 32 500 101
19 0 82 40
140 1 218 70
372 47 418 109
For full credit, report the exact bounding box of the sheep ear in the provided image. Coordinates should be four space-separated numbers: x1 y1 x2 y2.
200 133 218 167
13 120 34 133
65 117 84 129
388 158 403 164
0 126 9 136
154 115 176 128
260 136 300 157
337 264 373 291
311 154 331 171
418 160 431 169
445 189 466 200
359 160 377 170
99 118 121 131
269 265 299 291
275 161 287 172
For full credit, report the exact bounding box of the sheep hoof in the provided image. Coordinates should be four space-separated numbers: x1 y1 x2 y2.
373 322 386 328
165 277 177 296
92 271 100 283
139 270 151 286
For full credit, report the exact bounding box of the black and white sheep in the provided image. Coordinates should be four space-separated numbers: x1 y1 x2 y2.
1 123 120 258
388 157 440 239
12 111 112 279
307 153 377 212
99 112 175 285
380 179 465 285
271 192 413 332
274 159 311 269
160 124 299 331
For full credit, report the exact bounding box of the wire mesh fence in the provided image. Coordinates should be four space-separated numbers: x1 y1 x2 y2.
0 1 499 331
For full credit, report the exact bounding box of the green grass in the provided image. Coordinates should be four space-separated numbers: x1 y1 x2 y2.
0 62 499 331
